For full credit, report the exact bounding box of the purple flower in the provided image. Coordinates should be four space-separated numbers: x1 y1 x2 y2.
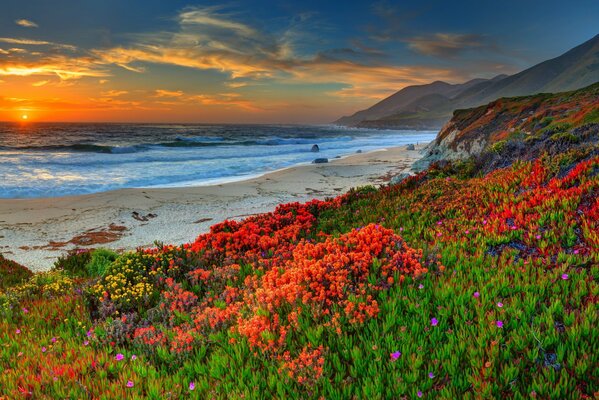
473 291 480 298
51 337 57 343
417 391 423 398
431 318 438 326
83 340 89 346
115 353 124 361
41 347 47 353
131 354 137 361
390 351 401 360
428 372 434 379
496 320 504 328
573 249 579 254
86 330 92 338
561 274 569 280
15 329 21 334
497 302 503 308
189 382 195 391
418 284 424 290
126 380 134 388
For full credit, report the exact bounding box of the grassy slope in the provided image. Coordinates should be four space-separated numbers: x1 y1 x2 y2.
1 98 598 399
1 150 597 399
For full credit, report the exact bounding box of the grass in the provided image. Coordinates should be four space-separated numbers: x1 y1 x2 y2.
0 148 597 398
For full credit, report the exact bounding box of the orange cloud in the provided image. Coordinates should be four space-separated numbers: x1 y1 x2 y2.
15 19 39 28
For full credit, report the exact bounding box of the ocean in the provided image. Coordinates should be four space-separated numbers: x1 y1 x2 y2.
0 123 436 199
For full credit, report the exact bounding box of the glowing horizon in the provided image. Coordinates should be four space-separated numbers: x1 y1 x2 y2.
0 1 597 124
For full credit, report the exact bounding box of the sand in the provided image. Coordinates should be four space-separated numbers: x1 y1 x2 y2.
0 144 426 271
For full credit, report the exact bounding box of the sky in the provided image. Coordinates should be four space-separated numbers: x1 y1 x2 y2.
0 0 598 123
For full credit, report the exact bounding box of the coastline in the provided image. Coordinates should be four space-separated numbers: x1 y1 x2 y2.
0 144 426 271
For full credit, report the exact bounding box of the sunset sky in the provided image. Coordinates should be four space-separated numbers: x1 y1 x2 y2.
1 0 598 123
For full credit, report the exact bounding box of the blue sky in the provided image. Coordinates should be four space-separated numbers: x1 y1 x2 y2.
0 0 597 122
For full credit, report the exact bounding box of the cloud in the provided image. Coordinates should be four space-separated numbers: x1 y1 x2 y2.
15 19 39 28
154 89 184 97
32 80 49 87
87 6 470 101
0 58 109 80
0 37 77 51
101 90 128 97
407 33 491 58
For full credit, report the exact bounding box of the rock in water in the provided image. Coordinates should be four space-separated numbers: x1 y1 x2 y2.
312 158 328 164
311 144 320 152
356 149 363 153
406 143 415 150
390 172 412 185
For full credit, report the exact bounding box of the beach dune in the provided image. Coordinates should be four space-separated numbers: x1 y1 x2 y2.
0 145 425 271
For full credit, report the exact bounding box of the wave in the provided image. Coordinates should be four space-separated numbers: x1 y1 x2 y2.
0 135 358 154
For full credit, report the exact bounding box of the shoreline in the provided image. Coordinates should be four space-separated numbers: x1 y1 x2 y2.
0 144 426 271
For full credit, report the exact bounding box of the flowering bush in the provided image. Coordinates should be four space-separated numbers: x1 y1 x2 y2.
0 149 597 398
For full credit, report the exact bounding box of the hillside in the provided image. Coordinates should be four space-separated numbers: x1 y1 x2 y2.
335 78 494 127
337 33 599 129
1 87 598 397
414 82 599 172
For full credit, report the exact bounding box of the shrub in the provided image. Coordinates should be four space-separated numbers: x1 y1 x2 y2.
86 248 118 277
0 254 33 290
53 249 92 277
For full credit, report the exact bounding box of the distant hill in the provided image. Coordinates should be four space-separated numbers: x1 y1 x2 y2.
334 78 495 127
412 81 599 172
336 33 599 129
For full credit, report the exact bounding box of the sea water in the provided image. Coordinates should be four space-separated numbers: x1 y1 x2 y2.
0 123 436 198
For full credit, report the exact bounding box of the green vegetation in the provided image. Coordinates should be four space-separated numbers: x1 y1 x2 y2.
1 148 597 398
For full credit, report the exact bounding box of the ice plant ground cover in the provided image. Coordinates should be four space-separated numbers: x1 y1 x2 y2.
1 148 598 398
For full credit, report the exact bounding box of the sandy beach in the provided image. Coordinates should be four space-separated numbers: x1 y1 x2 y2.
0 144 425 271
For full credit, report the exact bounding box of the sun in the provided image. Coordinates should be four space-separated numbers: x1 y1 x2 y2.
21 114 28 120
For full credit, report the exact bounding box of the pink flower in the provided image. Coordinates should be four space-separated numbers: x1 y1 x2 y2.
131 355 137 361
83 340 89 346
41 347 47 353
115 353 124 361
418 284 424 290
497 302 503 308
536 235 541 239
390 351 401 360
496 320 504 328
437 221 442 225
431 318 438 326
15 329 21 334
22 308 28 313
561 274 569 280
436 232 442 237
189 382 195 391
86 330 92 338
573 249 579 254
51 337 57 343
465 230 470 234
473 291 480 298
126 380 134 388
417 391 423 398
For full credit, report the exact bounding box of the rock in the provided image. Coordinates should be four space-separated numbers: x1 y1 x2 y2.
312 158 329 164
390 172 412 185
311 144 320 152
356 149 363 153
406 143 415 150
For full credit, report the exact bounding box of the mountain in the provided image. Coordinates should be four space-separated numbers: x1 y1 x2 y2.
335 77 497 127
412 81 599 172
336 33 599 129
